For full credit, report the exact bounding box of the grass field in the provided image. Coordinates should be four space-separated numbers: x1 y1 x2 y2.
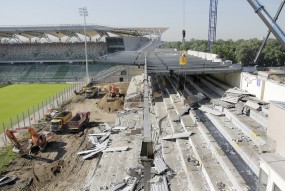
0 84 70 133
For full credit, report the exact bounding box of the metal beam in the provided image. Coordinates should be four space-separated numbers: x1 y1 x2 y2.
254 0 285 63
247 0 285 48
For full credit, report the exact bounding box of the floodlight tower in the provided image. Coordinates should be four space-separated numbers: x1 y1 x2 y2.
79 7 89 83
208 0 218 52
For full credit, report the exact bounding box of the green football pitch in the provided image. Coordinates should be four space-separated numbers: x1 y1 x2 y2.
0 84 70 133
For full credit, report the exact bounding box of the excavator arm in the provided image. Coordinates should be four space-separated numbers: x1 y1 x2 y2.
5 129 21 149
5 127 49 155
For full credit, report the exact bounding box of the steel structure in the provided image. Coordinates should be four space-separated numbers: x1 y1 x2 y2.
247 0 285 49
207 0 218 52
253 0 285 64
100 50 241 75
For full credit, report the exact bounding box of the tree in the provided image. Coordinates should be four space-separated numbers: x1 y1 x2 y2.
161 38 284 67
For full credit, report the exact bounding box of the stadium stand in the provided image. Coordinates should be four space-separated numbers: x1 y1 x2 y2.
0 63 116 83
0 42 106 61
0 25 168 83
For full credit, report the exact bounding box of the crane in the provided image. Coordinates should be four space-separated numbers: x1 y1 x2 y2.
208 0 219 52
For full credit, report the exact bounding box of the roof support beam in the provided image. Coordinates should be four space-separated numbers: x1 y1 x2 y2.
35 33 52 43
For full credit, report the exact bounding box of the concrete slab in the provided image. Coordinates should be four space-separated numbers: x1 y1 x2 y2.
162 132 192 140
103 146 129 152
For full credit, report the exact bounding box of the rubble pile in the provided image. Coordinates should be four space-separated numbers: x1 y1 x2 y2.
212 87 269 116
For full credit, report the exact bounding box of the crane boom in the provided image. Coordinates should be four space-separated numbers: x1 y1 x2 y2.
208 0 218 52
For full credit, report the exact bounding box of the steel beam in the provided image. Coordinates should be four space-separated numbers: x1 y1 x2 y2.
248 0 285 48
254 0 285 63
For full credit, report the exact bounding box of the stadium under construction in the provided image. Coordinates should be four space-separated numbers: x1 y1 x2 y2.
1 0 285 190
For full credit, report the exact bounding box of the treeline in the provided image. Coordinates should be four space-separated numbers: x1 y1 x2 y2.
161 38 285 66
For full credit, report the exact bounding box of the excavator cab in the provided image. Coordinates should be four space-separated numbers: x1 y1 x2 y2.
106 85 124 102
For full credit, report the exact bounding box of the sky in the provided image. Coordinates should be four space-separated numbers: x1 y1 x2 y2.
0 0 284 41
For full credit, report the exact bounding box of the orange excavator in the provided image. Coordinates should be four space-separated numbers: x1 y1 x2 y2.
106 85 124 102
5 127 54 156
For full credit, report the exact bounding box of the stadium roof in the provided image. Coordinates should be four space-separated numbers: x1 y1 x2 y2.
0 24 168 42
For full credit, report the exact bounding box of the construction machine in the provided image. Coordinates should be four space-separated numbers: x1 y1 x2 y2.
44 108 60 122
74 82 96 96
5 127 54 156
106 85 124 102
66 112 90 132
85 87 99 99
50 111 72 132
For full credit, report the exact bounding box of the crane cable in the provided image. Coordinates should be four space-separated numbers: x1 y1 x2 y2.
183 0 185 30
182 0 188 91
177 0 186 89
182 0 187 91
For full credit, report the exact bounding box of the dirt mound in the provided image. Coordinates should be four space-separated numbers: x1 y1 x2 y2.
96 82 129 112
97 94 124 112
31 160 65 188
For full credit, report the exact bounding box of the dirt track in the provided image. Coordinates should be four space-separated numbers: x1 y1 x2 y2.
1 83 128 191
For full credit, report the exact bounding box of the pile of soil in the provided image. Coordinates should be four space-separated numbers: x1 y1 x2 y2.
97 82 129 112
97 94 124 112
30 160 65 189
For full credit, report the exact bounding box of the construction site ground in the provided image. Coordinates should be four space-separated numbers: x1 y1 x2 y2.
1 73 277 190
1 82 135 191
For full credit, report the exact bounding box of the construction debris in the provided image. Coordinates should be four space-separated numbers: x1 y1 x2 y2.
211 98 235 108
184 93 206 106
225 88 253 95
107 176 138 191
104 123 112 131
112 126 128 131
82 143 108 160
0 176 17 186
150 175 169 191
154 157 168 174
122 177 137 191
89 133 109 136
162 132 192 140
244 100 261 111
199 105 224 116
108 182 126 191
78 137 109 159
221 95 240 104
221 88 254 104
172 104 191 122
103 146 129 152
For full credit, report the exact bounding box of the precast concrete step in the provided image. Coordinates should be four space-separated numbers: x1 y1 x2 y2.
155 101 195 190
164 76 254 190
224 108 273 152
205 112 260 176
